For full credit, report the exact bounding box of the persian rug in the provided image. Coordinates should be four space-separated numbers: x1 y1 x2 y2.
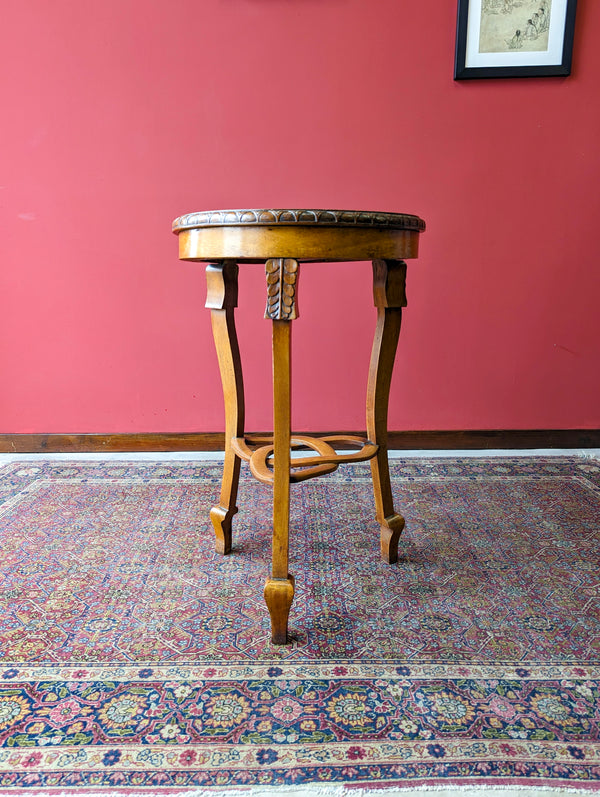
0 455 599 796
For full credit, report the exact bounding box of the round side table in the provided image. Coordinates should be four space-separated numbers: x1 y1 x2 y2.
172 209 426 644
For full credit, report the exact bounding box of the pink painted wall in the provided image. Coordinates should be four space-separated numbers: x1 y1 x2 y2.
2 0 599 434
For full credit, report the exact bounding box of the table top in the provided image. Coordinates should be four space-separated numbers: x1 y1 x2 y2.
172 208 426 233
173 208 426 263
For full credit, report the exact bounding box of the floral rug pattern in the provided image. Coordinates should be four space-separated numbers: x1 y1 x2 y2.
0 457 599 791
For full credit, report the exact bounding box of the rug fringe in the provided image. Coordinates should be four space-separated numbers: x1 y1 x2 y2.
19 783 600 797
580 450 600 460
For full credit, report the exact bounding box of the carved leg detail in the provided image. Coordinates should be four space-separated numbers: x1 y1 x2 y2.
367 260 407 564
206 262 245 555
264 575 295 645
265 259 299 644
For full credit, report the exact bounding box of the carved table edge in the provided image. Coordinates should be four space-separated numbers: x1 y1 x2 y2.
172 209 426 233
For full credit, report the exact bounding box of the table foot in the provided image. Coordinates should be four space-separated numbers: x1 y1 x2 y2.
264 575 295 645
379 513 405 564
210 504 237 555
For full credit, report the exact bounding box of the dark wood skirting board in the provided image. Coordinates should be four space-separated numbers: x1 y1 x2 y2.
0 434 226 453
0 430 598 453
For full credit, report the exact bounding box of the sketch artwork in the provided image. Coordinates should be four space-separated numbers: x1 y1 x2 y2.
479 0 552 53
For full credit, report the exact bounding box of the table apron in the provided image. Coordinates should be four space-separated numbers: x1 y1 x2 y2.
178 226 420 263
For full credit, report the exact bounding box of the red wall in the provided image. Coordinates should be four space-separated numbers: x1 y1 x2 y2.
2 0 599 434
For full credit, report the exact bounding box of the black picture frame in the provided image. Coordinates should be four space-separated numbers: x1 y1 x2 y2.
454 0 577 79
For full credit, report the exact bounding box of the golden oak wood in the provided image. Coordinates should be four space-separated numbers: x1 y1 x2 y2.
367 260 408 564
268 319 295 644
177 226 419 263
173 208 424 264
205 262 245 555
172 209 426 645
231 434 378 485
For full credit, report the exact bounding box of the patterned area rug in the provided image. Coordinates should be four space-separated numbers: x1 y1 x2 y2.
0 456 599 794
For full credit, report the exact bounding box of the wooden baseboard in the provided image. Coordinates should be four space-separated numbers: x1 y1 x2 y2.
0 430 598 454
0 433 226 453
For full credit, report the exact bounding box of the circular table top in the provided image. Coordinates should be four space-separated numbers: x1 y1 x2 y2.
173 209 425 263
172 208 426 233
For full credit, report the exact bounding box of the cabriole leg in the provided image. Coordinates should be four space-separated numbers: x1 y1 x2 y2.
206 261 245 555
367 259 407 564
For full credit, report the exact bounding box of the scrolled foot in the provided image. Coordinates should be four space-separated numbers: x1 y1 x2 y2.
264 575 295 645
379 513 405 564
210 505 237 555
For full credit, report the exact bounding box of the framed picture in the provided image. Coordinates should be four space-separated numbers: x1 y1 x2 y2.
454 0 577 79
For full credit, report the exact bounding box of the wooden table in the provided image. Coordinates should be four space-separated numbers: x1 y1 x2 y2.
172 209 426 644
